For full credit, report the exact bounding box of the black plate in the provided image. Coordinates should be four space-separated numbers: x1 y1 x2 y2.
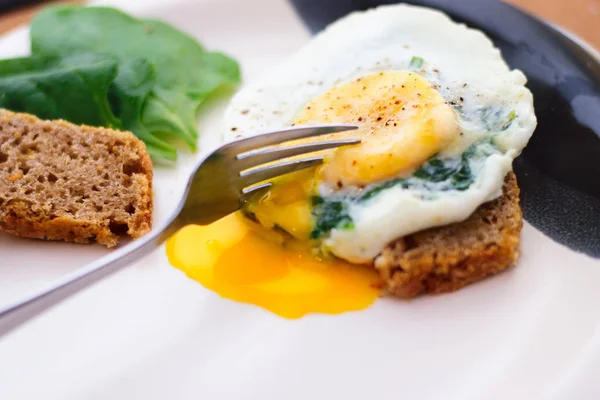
0 0 41 12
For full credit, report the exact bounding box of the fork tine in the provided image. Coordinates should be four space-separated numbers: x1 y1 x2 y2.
239 156 324 188
232 124 358 155
236 138 360 170
241 181 272 196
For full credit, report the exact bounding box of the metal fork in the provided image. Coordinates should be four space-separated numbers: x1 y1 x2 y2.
0 124 359 338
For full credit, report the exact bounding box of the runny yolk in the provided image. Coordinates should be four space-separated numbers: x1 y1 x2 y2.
295 70 459 186
166 212 381 319
294 71 459 185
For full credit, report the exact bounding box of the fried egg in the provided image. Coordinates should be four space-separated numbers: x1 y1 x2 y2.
224 4 536 263
167 4 536 318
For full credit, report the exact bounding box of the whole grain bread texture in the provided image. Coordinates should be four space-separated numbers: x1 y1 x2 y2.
0 109 153 247
375 172 522 298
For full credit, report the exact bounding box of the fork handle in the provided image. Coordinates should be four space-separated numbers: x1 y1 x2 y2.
0 221 179 339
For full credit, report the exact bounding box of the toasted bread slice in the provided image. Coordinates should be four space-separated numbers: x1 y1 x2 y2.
0 109 153 247
374 172 522 298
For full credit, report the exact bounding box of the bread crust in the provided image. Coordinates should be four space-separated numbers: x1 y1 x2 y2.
375 172 522 298
0 109 153 247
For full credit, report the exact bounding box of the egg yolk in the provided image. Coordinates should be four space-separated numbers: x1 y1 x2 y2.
166 213 381 319
296 70 459 186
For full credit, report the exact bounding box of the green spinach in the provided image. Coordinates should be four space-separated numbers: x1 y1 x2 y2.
310 196 354 239
0 53 121 128
360 179 408 202
8 5 242 160
108 58 177 160
414 147 475 190
409 56 424 69
413 156 456 182
477 106 517 132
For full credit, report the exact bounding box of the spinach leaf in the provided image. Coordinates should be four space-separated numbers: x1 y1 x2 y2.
137 21 240 149
451 149 475 190
310 196 354 239
30 6 241 156
507 110 517 122
360 179 408 202
414 145 476 190
476 106 518 132
109 58 177 160
413 156 456 182
0 53 120 128
414 148 475 190
409 56 424 69
503 109 517 130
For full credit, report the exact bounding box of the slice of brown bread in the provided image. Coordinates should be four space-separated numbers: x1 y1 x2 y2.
0 109 153 248
374 172 522 298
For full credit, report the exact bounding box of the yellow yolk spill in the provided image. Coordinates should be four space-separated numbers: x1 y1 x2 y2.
166 213 381 319
250 70 459 240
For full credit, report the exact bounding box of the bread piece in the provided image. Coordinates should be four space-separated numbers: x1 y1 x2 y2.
0 109 153 247
375 172 522 298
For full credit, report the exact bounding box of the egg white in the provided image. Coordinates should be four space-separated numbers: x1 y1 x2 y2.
222 4 537 263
